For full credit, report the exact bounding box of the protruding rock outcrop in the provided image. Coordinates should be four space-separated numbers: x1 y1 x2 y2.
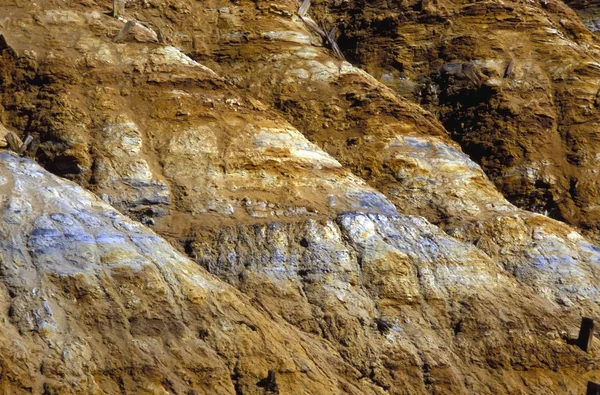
317 0 600 241
0 152 384 394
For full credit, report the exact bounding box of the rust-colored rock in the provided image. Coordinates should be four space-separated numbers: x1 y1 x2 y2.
316 0 600 241
1 0 600 394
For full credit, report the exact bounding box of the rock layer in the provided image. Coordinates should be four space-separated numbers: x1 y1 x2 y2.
0 152 384 394
316 0 600 241
0 0 600 394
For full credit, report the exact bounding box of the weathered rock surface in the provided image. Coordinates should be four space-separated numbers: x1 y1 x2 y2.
0 0 600 394
314 0 600 242
0 151 383 394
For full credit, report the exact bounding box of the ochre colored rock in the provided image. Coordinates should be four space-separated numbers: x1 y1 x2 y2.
318 0 600 240
0 1 600 394
0 152 379 394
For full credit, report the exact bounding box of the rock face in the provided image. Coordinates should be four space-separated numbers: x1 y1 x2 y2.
0 151 388 394
0 0 600 394
316 0 600 241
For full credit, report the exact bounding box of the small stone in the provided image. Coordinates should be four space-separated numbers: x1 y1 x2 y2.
113 20 136 42
5 132 23 152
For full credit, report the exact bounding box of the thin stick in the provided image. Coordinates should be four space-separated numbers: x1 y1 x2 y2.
301 15 327 38
298 0 345 60
298 0 311 17
327 26 337 42
19 135 33 154
329 37 345 60
504 59 514 78
326 26 345 60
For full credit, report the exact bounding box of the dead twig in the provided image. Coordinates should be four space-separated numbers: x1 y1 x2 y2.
298 0 311 17
19 135 33 155
328 39 344 60
326 26 344 60
504 59 515 78
297 0 345 60
300 15 327 38
327 26 337 42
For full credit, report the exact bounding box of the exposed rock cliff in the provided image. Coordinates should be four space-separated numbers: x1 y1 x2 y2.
0 152 384 394
316 0 600 241
0 0 600 394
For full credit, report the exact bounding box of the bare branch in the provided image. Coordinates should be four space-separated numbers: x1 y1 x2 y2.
301 15 327 38
297 2 345 60
329 38 345 60
327 26 337 42
298 0 311 17
504 59 515 78
326 26 344 60
19 135 33 154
